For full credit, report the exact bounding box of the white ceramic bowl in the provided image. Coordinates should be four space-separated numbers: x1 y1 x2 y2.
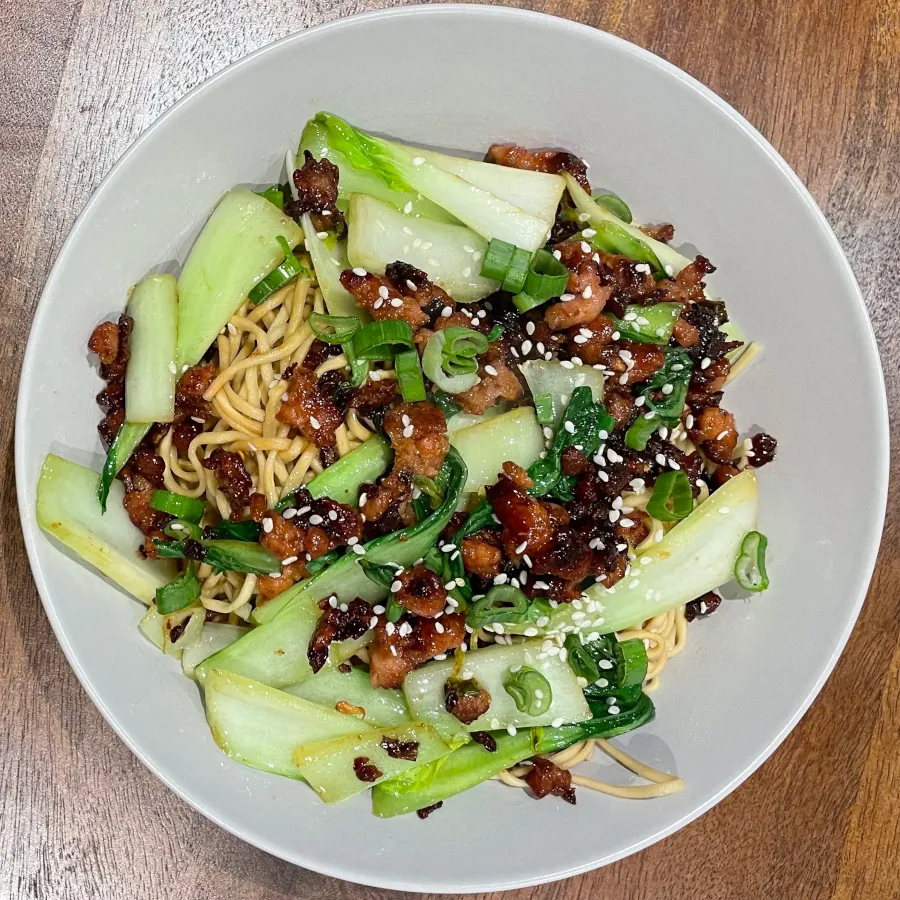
15 5 888 892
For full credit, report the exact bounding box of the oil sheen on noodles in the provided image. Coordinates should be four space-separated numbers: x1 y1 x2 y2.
158 275 371 617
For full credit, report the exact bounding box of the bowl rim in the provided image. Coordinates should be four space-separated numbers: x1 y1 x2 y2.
14 3 890 891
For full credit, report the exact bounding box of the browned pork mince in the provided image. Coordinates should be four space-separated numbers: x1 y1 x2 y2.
286 150 345 233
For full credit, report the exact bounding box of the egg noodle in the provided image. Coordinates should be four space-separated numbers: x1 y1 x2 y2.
154 259 690 799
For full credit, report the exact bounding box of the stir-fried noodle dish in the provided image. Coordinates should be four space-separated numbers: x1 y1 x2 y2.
37 113 776 817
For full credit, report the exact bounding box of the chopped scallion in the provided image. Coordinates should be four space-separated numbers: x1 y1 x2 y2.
395 349 426 402
646 470 693 521
734 530 769 592
351 320 415 360
309 311 360 344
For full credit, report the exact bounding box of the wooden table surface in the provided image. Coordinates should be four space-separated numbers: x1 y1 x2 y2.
2 1 898 898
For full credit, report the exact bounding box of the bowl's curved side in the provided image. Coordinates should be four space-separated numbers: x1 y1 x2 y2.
15 5 888 892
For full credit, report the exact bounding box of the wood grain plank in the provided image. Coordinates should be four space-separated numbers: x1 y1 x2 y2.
1 0 898 898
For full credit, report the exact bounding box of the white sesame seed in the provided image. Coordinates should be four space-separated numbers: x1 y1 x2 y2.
169 523 184 531
560 359 574 370
297 506 311 516
441 306 452 318
262 517 273 533
580 241 591 253
598 659 614 670
573 335 588 344
662 383 674 395
620 518 635 527
525 321 536 336
685 414 695 429
609 509 621 523
701 357 711 370
552 249 562 260
309 514 323 525
403 424 414 438
656 453 667 466
347 536 359 546
390 297 403 308
227 322 238 336
521 339 533 354
352 267 367 276
377 285 389 300
716 430 730 441
282 555 298 566
564 421 576 434
352 544 366 555
668 459 681 470
389 644 398 656
485 365 498 376
515 540 528 555
386 622 396 636
560 293 575 302
583 285 593 299
608 705 621 715
373 605 385 614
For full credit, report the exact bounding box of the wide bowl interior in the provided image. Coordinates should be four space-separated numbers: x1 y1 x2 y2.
15 5 887 893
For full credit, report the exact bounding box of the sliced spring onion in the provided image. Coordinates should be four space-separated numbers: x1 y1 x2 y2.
533 392 554 425
503 666 552 717
734 530 769 592
520 248 569 303
563 633 601 683
589 221 663 272
480 238 516 281
248 236 308 305
612 302 681 344
593 192 632 223
150 489 206 523
345 342 370 387
155 562 201 615
511 292 541 313
501 247 532 293
646 470 693 521
441 327 488 376
351 320 415 360
624 415 659 452
466 585 552 629
422 330 480 395
613 639 649 688
395 350 426 402
487 324 504 342
308 312 360 344
164 519 203 541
